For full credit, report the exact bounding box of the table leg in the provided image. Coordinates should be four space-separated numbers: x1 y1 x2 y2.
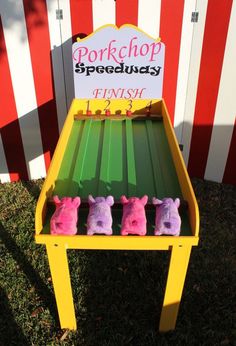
46 244 77 330
159 245 192 332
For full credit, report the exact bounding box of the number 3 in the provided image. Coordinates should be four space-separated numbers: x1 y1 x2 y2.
127 99 133 111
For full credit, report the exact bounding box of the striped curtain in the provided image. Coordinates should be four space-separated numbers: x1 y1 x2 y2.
0 0 235 184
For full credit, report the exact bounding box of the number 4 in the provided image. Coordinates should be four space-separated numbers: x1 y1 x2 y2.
146 100 152 113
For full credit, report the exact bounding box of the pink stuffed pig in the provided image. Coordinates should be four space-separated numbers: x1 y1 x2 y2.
120 195 148 236
152 197 181 236
50 196 81 235
87 195 114 235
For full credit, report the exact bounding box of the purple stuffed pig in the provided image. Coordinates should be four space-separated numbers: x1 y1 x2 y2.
50 196 81 235
152 197 181 236
87 195 114 235
120 195 148 236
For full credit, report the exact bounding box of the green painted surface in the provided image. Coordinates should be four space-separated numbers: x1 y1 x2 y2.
55 118 182 200
152 121 182 197
125 119 137 196
46 118 191 236
98 120 111 195
54 120 83 196
79 120 103 197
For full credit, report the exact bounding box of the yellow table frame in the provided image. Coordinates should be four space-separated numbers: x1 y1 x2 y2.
35 99 199 332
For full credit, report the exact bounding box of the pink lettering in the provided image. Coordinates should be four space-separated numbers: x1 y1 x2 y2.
149 42 162 62
103 89 108 98
93 88 103 98
119 88 125 98
118 46 127 60
92 88 147 99
134 88 146 98
98 47 108 61
110 89 120 98
128 37 138 58
124 89 134 99
73 37 163 64
88 50 98 62
107 40 120 63
140 44 149 57
73 46 88 63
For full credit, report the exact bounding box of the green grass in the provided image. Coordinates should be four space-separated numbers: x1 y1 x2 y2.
0 178 235 345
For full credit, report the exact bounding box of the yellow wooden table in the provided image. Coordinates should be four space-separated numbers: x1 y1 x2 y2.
35 99 199 332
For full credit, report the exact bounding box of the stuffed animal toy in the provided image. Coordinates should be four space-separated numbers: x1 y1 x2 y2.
50 196 81 235
87 195 114 235
120 195 148 236
152 197 181 236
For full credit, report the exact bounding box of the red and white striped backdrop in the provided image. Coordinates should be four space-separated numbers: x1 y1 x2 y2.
0 0 235 184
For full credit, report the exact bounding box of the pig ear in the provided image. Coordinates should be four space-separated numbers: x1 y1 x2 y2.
174 198 180 208
106 196 114 206
120 195 128 204
152 197 163 206
73 197 81 207
141 195 148 205
53 195 61 204
88 195 95 205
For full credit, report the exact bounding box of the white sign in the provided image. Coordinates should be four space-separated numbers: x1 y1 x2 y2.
72 24 165 99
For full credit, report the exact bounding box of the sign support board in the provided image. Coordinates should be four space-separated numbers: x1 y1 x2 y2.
72 24 165 99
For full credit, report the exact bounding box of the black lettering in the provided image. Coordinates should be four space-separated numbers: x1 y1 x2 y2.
86 66 96 76
139 66 150 74
75 62 86 73
75 63 161 77
96 66 105 74
150 66 161 76
105 66 115 74
114 62 124 73
131 66 139 73
124 65 139 74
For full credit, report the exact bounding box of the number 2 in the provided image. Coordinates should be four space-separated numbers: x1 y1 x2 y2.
104 99 111 111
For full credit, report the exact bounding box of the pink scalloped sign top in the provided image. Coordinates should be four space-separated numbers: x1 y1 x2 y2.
72 25 165 100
